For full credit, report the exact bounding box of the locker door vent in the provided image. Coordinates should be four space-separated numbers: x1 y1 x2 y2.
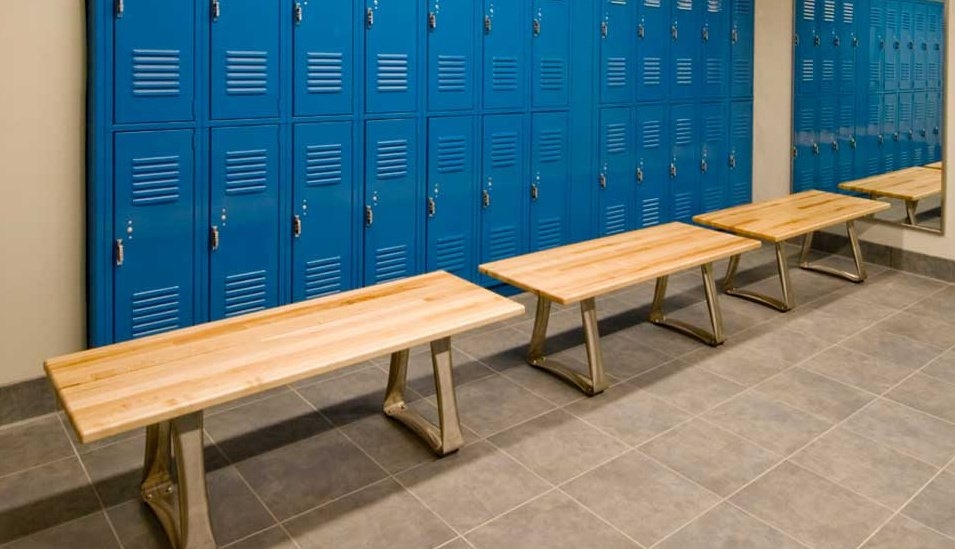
226 51 269 95
672 193 693 221
538 58 567 92
225 149 268 194
603 205 627 235
487 227 518 261
703 187 723 212
437 136 467 172
640 198 662 227
376 54 410 92
537 130 565 163
307 52 345 94
132 49 182 97
306 144 344 186
374 245 409 282
705 58 725 87
437 55 468 93
642 58 663 87
606 124 627 154
675 59 694 87
131 286 181 338
224 270 268 317
131 155 181 205
376 140 409 179
490 133 519 167
535 219 562 251
606 58 628 89
491 57 520 92
434 236 466 273
304 257 343 298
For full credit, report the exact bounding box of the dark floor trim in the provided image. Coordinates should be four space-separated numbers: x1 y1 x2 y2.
0 377 59 428
810 231 955 283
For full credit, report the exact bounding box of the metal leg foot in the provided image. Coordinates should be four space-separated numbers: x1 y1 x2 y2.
525 294 607 396
723 244 794 312
141 413 216 549
383 341 463 456
649 267 726 346
798 221 867 283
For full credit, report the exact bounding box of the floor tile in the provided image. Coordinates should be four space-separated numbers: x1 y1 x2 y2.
106 500 172 549
0 416 73 477
783 295 896 344
339 404 445 475
226 527 297 549
78 435 146 507
886 374 955 424
0 378 59 428
683 345 791 387
655 503 807 549
206 385 293 417
842 326 946 370
565 332 672 380
466 491 637 549
206 466 278 545
792 428 938 509
843 399 955 467
923 349 955 385
874 311 955 349
288 361 378 389
632 361 746 415
563 450 721 547
453 327 533 373
615 320 706 358
862 514 955 549
396 441 550 532
640 419 780 497
910 285 955 325
731 462 892 549
404 348 497 398
565 386 691 446
850 271 948 310
296 367 403 427
436 538 472 549
753 367 875 422
0 512 119 549
703 392 832 455
284 479 455 549
499 360 591 406
715 324 830 367
801 346 919 394
449 375 554 437
902 471 955 539
489 409 627 484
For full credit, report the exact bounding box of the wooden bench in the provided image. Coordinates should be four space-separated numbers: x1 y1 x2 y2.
925 161 943 170
838 167 942 227
694 190 890 312
45 272 523 549
479 222 760 396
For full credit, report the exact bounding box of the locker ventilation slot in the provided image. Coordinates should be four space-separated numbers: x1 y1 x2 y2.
435 236 466 274
821 60 835 84
491 57 519 92
490 133 518 168
224 270 268 317
842 1 854 24
869 61 881 84
376 140 409 180
131 286 181 338
487 227 518 261
307 52 344 94
674 119 693 145
606 58 627 88
640 198 662 227
842 59 855 84
641 121 662 148
707 0 721 14
606 124 627 154
226 51 269 95
672 193 693 221
731 183 749 206
800 60 814 85
604 205 626 235
802 0 816 20
822 0 835 22
537 131 565 163
705 59 724 87
376 54 409 92
437 56 467 93
306 144 344 187
677 0 693 10
304 257 343 298
675 59 693 87
703 187 723 212
375 245 408 283
225 149 268 195
538 58 566 92
705 116 722 141
644 0 662 8
437 137 467 173
735 0 752 16
132 49 181 97
536 219 562 251
642 58 662 87
732 60 751 87
131 155 181 205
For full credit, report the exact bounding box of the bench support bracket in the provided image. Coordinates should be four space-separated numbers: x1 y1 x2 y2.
649 263 726 346
384 339 464 456
141 412 216 549
904 200 920 226
526 296 608 396
723 242 795 312
798 221 868 283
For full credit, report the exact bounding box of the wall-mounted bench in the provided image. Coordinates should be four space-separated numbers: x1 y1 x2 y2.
838 167 943 227
694 190 890 312
45 272 523 549
479 223 760 396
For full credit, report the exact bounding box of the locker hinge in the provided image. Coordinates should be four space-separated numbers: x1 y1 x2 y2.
210 226 220 251
114 239 125 266
731 27 739 44
636 166 644 183
530 183 539 201
599 173 607 189
729 153 737 169
601 21 608 39
364 205 374 226
701 26 709 42
482 189 491 208
427 197 437 217
428 12 437 30
669 162 677 178
294 3 303 24
211 0 220 21
114 0 124 18
293 215 302 238
533 18 541 36
484 15 492 34
366 7 375 28
637 22 645 39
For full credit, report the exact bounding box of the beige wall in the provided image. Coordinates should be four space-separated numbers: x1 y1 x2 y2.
0 2 87 384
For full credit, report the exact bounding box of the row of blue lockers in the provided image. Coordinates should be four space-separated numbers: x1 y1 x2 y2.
108 103 752 342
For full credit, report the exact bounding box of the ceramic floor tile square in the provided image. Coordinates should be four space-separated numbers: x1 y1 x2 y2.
106 500 175 549
632 361 746 415
0 513 120 549
886 374 955 424
403 347 497 398
654 503 807 549
453 327 533 373
498 360 591 406
296 366 409 427
874 311 955 349
753 367 875 423
447 375 554 437
226 527 298 549
615 320 707 358
902 471 955 539
703 392 832 455
862 515 955 549
910 285 955 325
843 399 955 467
850 271 948 310
564 331 673 380
682 345 791 387
0 415 74 477
565 386 691 446
801 346 919 394
923 349 955 385
842 325 946 371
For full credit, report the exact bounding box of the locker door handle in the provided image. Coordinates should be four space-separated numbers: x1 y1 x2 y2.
211 0 221 21
894 132 900 142
700 158 708 173
669 162 677 178
671 24 678 41
366 7 375 28
729 154 737 169
853 36 860 48
850 137 857 149
908 41 914 50
879 38 885 49
792 146 798 159
832 140 839 152
702 26 709 42
599 173 607 189
530 184 540 201
115 0 124 18
794 34 800 46
533 19 541 36
833 35 840 47
210 226 220 251
293 215 302 238
934 127 940 135
482 190 491 208
731 27 739 44
920 128 927 137
427 197 437 217
878 134 885 145
114 239 125 266
294 3 303 24
813 34 821 47
365 205 374 226
894 41 901 49
428 12 437 30
811 143 820 155
601 21 608 39
908 130 914 140
637 23 645 39
636 166 644 183
484 15 492 33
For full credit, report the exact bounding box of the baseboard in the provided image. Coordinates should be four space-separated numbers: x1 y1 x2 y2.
0 377 59 428
810 232 955 283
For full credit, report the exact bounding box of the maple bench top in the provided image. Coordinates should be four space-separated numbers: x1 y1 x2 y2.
925 162 943 170
838 167 942 202
46 272 524 444
479 222 760 305
693 190 891 243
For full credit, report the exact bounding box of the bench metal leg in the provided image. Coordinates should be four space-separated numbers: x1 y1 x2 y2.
797 221 867 283
141 412 216 549
383 339 463 456
649 264 726 346
526 295 608 396
904 200 920 227
723 243 795 312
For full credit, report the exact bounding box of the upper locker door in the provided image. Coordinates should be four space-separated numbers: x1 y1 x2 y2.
600 0 635 105
913 3 928 90
481 115 527 275
210 0 281 120
795 0 820 97
699 102 727 213
426 117 478 280
635 104 668 227
884 1 901 92
670 0 702 101
292 122 356 302
927 3 941 90
209 125 281 320
364 119 420 284
730 0 754 98
366 0 419 114
598 107 636 236
427 0 477 112
483 1 528 110
899 2 914 91
728 101 753 206
700 0 730 100
636 0 669 102
668 103 699 222
838 0 860 95
818 0 838 97
113 130 196 342
114 0 195 124
530 112 570 251
532 0 571 108
867 0 885 95
293 0 354 116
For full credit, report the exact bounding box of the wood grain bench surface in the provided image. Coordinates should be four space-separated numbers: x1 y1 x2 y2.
46 271 523 444
479 222 760 306
692 190 891 242
925 161 943 170
838 167 942 201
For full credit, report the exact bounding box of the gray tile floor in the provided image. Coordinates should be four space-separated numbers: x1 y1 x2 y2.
3 247 955 548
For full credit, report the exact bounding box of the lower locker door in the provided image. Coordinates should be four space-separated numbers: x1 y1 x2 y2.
668 103 699 222
530 112 570 251
598 107 635 236
635 104 668 227
480 114 527 284
728 101 753 206
700 102 728 213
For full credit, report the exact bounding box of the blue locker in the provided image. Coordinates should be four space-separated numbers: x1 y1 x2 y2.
927 3 941 90
898 91 914 167
670 0 701 101
818 0 838 97
532 0 571 108
913 2 928 90
883 92 900 171
699 102 727 212
899 4 914 90
884 1 901 92
292 122 356 302
795 0 820 96
861 92 883 176
913 91 928 166
428 0 477 112
598 107 635 236
113 130 196 341
668 103 699 222
483 1 528 110
600 0 634 105
838 0 860 95
481 115 527 268
114 0 195 124
728 101 753 206
927 91 941 161
209 125 281 319
635 104 668 227
364 119 420 284
835 96 855 183
426 117 477 280
366 0 419 114
730 0 754 98
701 0 730 100
530 112 570 251
793 99 818 193
817 99 837 191
636 0 669 102
210 0 281 120
867 1 885 94
294 0 354 117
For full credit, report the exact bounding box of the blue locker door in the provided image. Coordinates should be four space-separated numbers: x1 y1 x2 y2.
364 119 420 284
636 0 669 102
114 1 195 124
927 91 941 161
835 96 855 184
898 4 914 91
883 92 899 171
670 0 701 101
927 4 941 90
793 99 818 193
210 0 281 120
899 91 914 167
292 122 356 302
481 115 527 268
113 130 196 341
426 117 477 280
837 0 859 95
730 0 754 98
795 0 820 96
913 92 927 167
701 0 730 100
669 103 699 221
366 0 419 114
293 0 354 117
635 104 668 227
728 101 753 206
210 125 281 320
818 0 838 97
598 107 635 236
532 0 571 108
427 0 477 111
867 1 885 94
530 112 570 251
817 99 837 191
913 3 928 90
862 92 883 176
885 1 900 92
600 0 634 104
483 1 527 110
700 102 728 213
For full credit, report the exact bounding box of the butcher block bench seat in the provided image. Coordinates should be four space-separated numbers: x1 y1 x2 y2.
479 222 760 396
45 271 523 549
694 190 890 312
925 161 943 170
838 167 943 227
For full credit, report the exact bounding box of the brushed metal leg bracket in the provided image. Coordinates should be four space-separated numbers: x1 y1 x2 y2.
526 295 608 396
723 243 795 312
905 200 920 226
798 221 868 283
649 263 726 346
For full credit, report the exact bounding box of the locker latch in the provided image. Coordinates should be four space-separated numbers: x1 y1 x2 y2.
484 15 492 34
429 12 438 30
482 189 491 208
669 162 677 178
364 205 374 226
700 158 708 173
366 7 375 28
731 27 739 44
210 226 220 251
671 24 678 41
794 34 800 47
211 0 221 21
427 197 437 217
879 38 886 49
530 184 539 201
831 140 839 152
601 21 608 39
701 26 709 42
813 34 821 47
833 35 840 47
114 239 125 266
636 166 644 183
293 215 302 238
115 0 124 18
893 131 900 142
934 126 940 135
908 129 914 140
599 173 607 189
894 40 901 50
922 42 928 51
638 22 645 39
852 36 860 48
908 41 915 50
878 134 885 145
729 153 737 169
850 137 857 149
533 18 541 36
294 3 303 24
811 143 820 155
920 128 927 137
